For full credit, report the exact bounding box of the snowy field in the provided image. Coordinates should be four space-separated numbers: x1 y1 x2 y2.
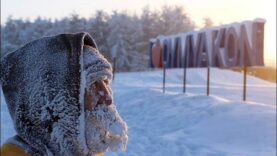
1 68 276 156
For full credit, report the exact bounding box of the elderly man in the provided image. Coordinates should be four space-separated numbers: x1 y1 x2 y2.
1 33 128 156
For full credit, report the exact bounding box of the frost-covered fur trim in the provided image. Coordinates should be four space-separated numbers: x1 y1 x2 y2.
83 45 112 88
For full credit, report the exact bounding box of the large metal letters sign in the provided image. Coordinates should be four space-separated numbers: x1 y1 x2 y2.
149 19 266 68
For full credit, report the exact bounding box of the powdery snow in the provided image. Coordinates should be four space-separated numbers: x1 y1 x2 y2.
1 68 276 156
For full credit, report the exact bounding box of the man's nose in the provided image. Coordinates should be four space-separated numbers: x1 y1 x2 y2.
97 81 112 105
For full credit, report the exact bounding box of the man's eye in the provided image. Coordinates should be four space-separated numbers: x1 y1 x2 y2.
104 79 109 84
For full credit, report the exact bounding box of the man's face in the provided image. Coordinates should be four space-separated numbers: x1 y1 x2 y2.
84 80 112 110
83 79 128 154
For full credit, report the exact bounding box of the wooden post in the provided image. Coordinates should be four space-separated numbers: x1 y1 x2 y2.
163 61 166 93
113 57 116 80
243 65 247 101
243 43 247 101
207 66 210 96
183 54 187 93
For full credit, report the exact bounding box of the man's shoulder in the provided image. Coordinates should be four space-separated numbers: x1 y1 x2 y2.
1 143 30 156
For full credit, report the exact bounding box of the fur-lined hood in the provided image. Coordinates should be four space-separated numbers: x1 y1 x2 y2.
1 32 104 155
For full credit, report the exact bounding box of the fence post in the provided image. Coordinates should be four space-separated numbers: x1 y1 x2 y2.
163 61 166 93
113 57 116 80
183 54 187 93
242 42 248 101
207 66 210 96
243 65 247 101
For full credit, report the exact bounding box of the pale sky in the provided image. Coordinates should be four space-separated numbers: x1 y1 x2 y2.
1 0 276 65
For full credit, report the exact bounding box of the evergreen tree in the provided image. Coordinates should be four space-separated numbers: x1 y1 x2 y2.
89 11 111 60
1 5 198 71
158 5 195 35
203 17 213 28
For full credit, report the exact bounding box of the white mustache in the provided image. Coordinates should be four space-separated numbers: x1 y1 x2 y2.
84 104 128 154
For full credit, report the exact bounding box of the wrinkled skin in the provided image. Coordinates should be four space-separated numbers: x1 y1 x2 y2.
84 80 112 110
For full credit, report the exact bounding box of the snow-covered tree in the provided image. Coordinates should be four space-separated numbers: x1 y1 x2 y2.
88 11 111 60
203 17 213 28
158 5 195 35
1 17 25 56
1 5 198 71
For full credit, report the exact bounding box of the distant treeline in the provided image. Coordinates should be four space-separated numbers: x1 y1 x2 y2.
1 5 212 71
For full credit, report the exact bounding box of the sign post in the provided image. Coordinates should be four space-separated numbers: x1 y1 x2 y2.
207 66 210 96
163 61 167 93
183 53 187 93
243 65 247 101
113 57 116 80
243 47 247 101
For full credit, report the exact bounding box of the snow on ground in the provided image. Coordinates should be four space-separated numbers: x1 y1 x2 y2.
1 68 276 156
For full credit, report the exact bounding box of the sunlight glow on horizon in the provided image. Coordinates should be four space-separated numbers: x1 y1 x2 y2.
1 0 276 66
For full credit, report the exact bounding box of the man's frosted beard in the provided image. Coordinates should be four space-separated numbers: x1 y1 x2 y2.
84 87 128 155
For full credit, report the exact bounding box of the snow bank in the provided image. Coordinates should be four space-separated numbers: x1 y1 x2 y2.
1 68 276 156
